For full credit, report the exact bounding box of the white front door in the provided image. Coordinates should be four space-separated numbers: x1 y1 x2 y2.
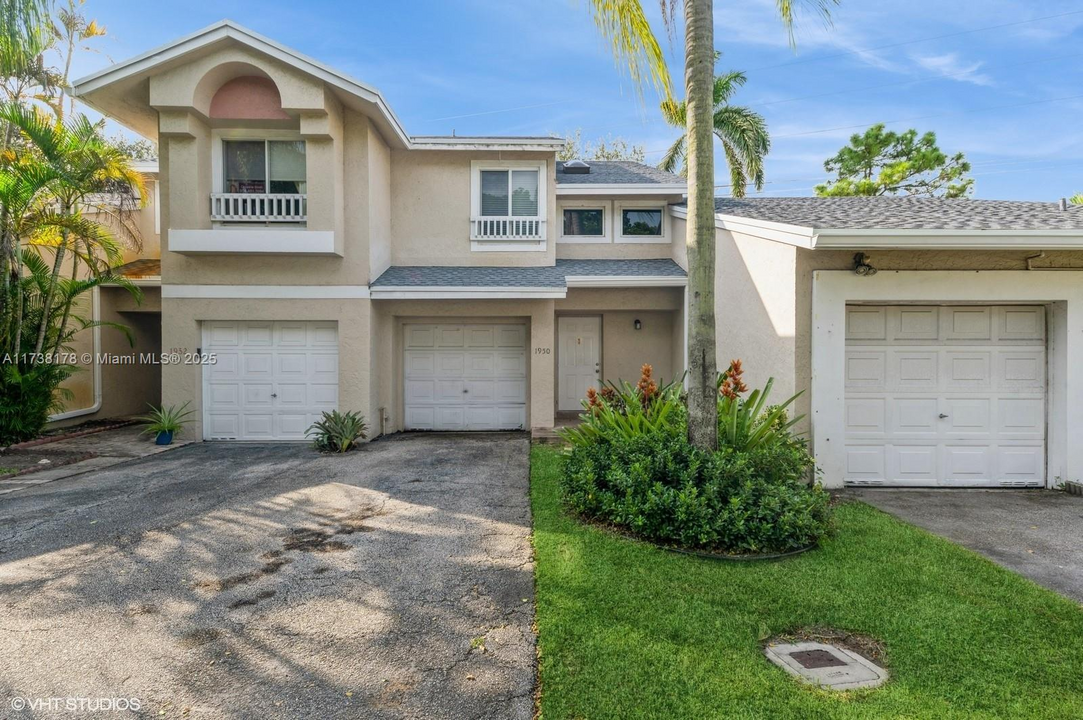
558 316 602 412
843 305 1046 487
403 323 527 431
202 321 339 440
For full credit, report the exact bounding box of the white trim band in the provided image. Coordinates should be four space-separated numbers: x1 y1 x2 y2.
565 275 687 288
370 286 565 300
557 184 687 196
163 285 370 299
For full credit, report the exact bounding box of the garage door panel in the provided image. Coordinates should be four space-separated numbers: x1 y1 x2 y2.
203 321 338 441
894 352 937 388
405 351 435 376
242 414 274 439
243 383 273 406
467 326 495 347
437 325 465 347
846 307 886 340
941 307 992 340
943 352 991 389
845 446 885 481
896 307 938 340
405 379 435 403
404 323 526 431
846 352 886 389
242 322 274 346
845 305 1045 488
892 445 938 481
405 407 434 430
434 380 465 402
206 352 240 380
438 352 466 376
496 325 527 348
845 398 885 436
1000 307 1044 340
893 398 938 434
998 351 1044 389
944 398 991 434
436 407 465 429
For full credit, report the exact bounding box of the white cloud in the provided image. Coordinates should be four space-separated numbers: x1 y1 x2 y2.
911 53 994 86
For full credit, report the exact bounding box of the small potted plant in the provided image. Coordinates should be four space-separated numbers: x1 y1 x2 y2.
138 402 195 445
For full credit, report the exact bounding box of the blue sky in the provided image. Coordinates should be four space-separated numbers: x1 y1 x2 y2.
73 0 1083 200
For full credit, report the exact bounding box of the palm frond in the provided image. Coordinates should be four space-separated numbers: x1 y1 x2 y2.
588 0 673 101
775 0 839 47
658 135 687 175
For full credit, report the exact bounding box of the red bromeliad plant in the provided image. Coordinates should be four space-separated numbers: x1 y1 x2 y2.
716 359 803 451
560 364 684 447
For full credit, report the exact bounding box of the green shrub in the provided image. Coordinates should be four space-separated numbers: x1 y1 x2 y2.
307 410 368 453
559 363 831 554
0 363 75 446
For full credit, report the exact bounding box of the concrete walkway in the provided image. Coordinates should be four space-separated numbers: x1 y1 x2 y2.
0 425 192 495
0 433 534 719
854 489 1083 603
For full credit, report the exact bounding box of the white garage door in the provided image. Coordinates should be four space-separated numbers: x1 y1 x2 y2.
404 323 527 431
202 321 338 440
844 305 1045 488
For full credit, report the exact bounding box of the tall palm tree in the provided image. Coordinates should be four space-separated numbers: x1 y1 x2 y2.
0 102 144 358
658 70 769 197
586 0 837 450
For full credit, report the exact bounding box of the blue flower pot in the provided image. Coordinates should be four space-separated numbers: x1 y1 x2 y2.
155 431 174 446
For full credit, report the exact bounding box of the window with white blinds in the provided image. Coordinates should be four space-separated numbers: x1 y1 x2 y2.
480 169 540 217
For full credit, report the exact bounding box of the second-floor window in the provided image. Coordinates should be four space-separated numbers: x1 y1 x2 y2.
480 169 538 218
224 140 306 194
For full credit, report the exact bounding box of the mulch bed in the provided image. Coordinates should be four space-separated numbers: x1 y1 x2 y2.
4 418 136 451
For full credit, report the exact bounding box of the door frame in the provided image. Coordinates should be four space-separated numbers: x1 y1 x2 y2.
811 271 1083 490
556 314 603 413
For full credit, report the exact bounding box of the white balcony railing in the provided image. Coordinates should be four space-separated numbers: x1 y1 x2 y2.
211 193 307 223
471 216 545 241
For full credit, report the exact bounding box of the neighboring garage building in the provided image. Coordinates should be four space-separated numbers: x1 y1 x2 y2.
670 197 1083 490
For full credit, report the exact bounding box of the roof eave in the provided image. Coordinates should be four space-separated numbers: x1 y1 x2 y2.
557 183 687 196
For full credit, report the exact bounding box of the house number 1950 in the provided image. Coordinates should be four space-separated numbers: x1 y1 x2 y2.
534 347 551 354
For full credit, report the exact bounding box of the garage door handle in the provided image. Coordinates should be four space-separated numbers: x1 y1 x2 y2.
271 393 278 398
939 413 948 419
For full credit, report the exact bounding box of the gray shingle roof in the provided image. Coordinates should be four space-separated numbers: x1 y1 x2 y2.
556 161 684 186
371 259 685 288
706 197 1083 231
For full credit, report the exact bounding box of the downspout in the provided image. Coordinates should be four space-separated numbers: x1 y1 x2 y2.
49 287 102 421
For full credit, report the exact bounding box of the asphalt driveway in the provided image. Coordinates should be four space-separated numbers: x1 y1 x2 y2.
0 433 534 719
855 489 1083 603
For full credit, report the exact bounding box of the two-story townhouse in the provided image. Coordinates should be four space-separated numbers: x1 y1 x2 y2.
71 21 689 442
73 20 1083 493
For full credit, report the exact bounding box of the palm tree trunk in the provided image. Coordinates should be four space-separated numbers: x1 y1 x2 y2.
32 219 67 358
51 241 80 358
12 233 22 360
684 0 718 451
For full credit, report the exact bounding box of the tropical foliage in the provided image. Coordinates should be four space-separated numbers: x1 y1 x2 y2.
659 69 769 196
137 402 195 437
307 410 369 453
558 129 645 162
559 363 830 553
1070 194 1082 206
815 123 973 198
583 0 838 452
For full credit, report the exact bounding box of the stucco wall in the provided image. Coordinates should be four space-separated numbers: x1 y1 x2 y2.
160 297 371 440
390 151 556 267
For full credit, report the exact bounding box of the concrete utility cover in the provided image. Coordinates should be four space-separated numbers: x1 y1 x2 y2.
765 642 888 690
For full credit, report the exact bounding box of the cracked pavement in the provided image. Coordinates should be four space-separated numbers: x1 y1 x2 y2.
0 433 535 719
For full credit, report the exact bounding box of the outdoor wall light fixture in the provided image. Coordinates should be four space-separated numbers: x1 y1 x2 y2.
634 319 642 330
852 252 878 276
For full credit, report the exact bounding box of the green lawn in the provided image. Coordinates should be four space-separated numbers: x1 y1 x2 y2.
531 445 1083 719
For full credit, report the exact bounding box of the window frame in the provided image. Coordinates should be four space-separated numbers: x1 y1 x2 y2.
469 159 548 251
210 129 307 196
557 200 611 244
615 200 669 244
